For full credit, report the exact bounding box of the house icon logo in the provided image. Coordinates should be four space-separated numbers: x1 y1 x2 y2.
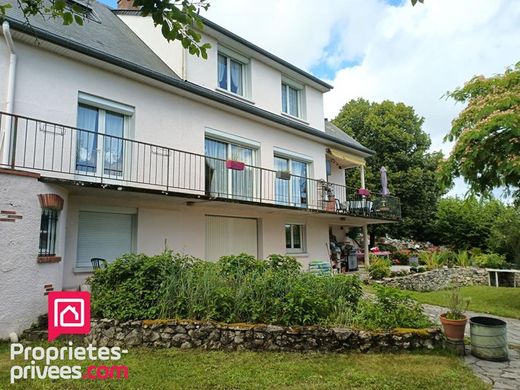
48 291 90 341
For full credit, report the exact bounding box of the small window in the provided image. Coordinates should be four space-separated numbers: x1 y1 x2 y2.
281 82 302 118
285 224 305 253
218 52 246 96
39 209 58 257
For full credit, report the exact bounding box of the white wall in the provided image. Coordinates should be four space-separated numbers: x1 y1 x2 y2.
117 15 326 130
0 173 68 338
62 190 331 289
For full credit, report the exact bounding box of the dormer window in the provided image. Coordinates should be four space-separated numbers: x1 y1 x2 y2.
281 78 305 119
217 47 249 97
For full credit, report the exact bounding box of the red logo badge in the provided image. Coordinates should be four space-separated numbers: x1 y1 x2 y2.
48 291 91 341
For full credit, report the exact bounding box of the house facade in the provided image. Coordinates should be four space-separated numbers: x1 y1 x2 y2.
0 0 400 338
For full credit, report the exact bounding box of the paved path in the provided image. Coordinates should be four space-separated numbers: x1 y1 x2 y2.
422 304 520 346
422 304 520 389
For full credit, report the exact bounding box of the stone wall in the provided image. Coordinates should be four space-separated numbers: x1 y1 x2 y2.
82 319 443 353
379 267 488 292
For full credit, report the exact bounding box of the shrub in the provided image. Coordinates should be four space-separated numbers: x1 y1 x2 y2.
367 257 391 280
351 286 432 330
454 250 471 267
473 253 508 269
265 254 301 273
89 251 179 320
392 251 409 265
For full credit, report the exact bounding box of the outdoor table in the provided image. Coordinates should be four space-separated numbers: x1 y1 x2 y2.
486 268 520 287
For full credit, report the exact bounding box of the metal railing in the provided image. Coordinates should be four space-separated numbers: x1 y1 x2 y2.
0 112 401 220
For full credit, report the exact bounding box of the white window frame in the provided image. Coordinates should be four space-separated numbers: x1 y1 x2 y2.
281 77 305 120
274 151 311 207
75 93 135 180
217 46 250 98
285 223 306 253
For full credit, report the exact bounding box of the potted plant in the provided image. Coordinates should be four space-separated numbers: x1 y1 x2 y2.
225 153 245 171
440 286 470 340
276 170 291 180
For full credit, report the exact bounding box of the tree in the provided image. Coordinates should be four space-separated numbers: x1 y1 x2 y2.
333 98 444 241
0 0 211 58
441 62 520 200
488 206 520 267
432 197 505 250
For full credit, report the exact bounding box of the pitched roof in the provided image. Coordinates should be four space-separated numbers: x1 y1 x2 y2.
324 120 373 154
3 0 178 78
3 1 371 155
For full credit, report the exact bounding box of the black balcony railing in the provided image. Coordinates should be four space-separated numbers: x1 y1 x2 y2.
0 112 401 220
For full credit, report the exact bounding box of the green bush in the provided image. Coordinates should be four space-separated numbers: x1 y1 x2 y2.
367 257 391 280
265 254 301 273
473 253 508 269
391 251 410 265
89 252 177 320
351 286 432 330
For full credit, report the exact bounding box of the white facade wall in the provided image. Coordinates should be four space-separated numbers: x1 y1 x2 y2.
117 15 326 131
0 172 68 338
62 190 331 289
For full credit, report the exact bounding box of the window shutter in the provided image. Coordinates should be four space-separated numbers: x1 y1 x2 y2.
77 211 134 267
205 216 257 261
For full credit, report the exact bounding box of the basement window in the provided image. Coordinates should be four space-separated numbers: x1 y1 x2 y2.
39 209 59 257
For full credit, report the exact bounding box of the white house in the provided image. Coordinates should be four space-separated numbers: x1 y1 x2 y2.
0 0 400 338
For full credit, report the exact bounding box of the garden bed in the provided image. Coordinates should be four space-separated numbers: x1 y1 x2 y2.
85 318 443 353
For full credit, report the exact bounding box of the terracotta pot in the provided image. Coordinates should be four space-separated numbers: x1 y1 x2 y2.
440 313 468 340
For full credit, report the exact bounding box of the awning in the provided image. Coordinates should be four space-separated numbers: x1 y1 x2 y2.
327 148 365 168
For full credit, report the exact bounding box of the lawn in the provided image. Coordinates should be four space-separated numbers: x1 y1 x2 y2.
0 342 487 389
407 286 520 319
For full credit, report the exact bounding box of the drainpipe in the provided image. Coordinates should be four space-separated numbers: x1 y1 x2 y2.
1 21 16 166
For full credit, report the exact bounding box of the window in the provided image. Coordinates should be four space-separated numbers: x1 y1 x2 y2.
205 137 255 200
39 209 58 256
274 156 308 207
285 224 305 252
76 211 135 269
281 81 303 118
218 51 246 96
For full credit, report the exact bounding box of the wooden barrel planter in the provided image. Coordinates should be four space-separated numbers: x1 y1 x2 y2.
470 316 509 362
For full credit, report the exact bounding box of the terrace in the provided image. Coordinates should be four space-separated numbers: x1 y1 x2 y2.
0 111 400 220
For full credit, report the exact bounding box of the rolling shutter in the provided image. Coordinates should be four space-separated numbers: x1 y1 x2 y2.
77 211 134 267
206 216 258 261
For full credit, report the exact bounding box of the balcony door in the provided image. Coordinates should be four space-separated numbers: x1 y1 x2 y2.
274 156 308 207
76 104 125 178
205 138 254 200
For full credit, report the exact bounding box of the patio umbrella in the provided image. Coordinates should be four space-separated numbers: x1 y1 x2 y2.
380 166 389 196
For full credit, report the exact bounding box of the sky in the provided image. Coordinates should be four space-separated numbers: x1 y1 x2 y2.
102 0 520 197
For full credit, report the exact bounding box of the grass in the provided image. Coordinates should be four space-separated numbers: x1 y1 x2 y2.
407 286 520 319
0 342 488 389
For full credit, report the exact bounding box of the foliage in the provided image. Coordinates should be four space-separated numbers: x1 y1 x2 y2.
432 197 507 250
391 251 410 265
332 98 445 241
91 251 363 326
367 257 391 280
445 286 470 320
89 251 178 320
1 0 211 58
441 62 520 199
350 286 431 330
487 206 520 267
472 253 508 269
454 250 472 267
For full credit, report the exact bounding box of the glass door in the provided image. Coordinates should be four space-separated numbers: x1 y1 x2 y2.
76 105 125 178
274 156 308 207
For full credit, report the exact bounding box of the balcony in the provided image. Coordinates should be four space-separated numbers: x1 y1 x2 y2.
0 112 401 221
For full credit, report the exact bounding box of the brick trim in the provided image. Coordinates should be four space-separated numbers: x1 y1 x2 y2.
37 256 62 264
0 168 40 178
37 194 64 211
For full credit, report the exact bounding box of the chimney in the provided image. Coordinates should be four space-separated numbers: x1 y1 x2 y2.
117 0 139 10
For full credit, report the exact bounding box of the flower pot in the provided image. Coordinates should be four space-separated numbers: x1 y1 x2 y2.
276 171 291 180
225 160 245 171
440 313 468 341
325 196 336 212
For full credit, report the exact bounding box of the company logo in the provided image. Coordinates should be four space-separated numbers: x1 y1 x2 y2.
48 291 90 341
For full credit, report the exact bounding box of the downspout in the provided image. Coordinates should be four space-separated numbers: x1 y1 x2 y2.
1 21 16 166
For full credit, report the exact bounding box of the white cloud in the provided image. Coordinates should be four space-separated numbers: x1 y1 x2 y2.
206 0 520 196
